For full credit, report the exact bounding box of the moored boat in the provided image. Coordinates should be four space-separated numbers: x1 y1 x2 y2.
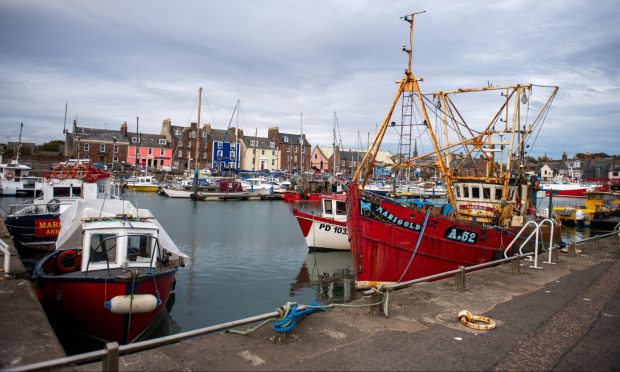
346 13 559 289
5 161 117 250
32 198 188 344
293 193 349 251
126 175 160 192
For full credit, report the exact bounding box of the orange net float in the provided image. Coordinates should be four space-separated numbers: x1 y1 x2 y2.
51 164 68 179
70 163 91 179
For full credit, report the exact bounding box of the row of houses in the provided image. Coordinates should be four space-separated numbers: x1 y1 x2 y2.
539 152 619 182
63 119 396 176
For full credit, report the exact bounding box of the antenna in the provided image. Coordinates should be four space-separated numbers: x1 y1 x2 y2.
63 102 68 134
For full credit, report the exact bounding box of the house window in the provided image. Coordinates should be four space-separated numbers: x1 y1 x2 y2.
186 150 191 158
113 156 118 162
202 131 207 138
270 142 275 148
203 151 207 159
190 131 196 138
160 148 165 156
272 150 275 156
231 144 235 150
230 151 235 159
160 159 164 166
261 149 265 155
159 139 167 145
286 145 290 153
84 143 90 151
315 154 318 159
114 144 119 153
131 137 138 143
175 129 182 136
250 140 258 147
148 148 153 155
272 159 275 166
217 150 223 158
188 141 192 148
177 149 182 157
99 144 105 152
283 136 289 143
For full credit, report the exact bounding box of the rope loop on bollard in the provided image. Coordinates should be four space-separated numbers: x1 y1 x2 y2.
457 310 496 331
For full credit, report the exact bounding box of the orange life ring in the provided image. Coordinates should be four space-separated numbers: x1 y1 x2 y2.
56 249 80 273
5 171 14 181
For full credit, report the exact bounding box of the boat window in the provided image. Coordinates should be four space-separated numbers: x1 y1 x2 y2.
53 187 71 197
495 188 503 201
483 187 491 200
463 186 470 198
127 235 154 263
456 186 461 197
323 200 333 215
472 186 480 199
89 233 117 264
72 187 82 197
336 201 346 215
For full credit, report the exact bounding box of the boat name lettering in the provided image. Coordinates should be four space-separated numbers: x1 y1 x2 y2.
459 204 495 212
444 226 478 244
318 223 347 235
360 201 422 232
34 219 62 238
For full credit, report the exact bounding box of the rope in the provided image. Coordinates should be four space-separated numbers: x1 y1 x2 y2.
225 293 392 336
397 209 431 282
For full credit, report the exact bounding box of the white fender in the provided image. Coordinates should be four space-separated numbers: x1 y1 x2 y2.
104 294 159 314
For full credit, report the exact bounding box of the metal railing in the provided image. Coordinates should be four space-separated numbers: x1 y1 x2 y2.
0 240 11 278
502 218 555 269
7 223 620 372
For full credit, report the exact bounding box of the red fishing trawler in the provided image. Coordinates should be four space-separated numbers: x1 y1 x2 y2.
347 13 559 289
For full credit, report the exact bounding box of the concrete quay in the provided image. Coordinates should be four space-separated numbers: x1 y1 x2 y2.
74 233 620 371
0 218 65 370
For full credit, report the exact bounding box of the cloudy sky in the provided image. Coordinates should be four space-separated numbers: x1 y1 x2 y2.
0 0 618 158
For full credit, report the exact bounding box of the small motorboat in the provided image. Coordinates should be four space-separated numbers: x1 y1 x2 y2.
293 193 349 251
32 199 188 344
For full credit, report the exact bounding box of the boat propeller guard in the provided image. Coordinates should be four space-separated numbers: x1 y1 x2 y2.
457 310 496 331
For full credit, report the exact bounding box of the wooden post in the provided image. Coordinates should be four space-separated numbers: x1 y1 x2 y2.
102 342 119 372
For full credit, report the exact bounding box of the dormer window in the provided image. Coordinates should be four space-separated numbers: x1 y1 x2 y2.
270 142 275 148
190 131 196 138
175 129 183 136
283 136 289 143
202 131 207 138
132 137 138 143
159 139 167 145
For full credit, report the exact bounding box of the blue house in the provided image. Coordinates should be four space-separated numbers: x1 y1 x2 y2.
211 128 240 171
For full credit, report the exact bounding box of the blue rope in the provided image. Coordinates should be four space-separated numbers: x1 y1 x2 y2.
273 301 324 333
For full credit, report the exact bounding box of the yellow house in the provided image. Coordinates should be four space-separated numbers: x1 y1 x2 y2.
239 135 279 172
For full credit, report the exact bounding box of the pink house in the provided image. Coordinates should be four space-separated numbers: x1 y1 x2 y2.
127 133 172 170
310 146 333 173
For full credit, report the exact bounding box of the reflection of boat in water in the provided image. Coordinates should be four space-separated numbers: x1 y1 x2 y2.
291 251 356 302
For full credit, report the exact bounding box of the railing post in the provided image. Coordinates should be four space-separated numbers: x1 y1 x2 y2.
454 266 466 291
102 342 119 372
511 255 521 274
529 228 542 269
548 246 558 264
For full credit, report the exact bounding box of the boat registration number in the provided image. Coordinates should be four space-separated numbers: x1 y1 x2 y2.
444 227 478 244
319 223 347 235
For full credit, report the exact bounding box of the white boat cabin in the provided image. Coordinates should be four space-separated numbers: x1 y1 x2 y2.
321 195 347 222
453 182 518 224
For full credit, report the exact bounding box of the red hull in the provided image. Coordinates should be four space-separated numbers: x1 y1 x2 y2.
37 261 176 344
346 186 513 288
282 192 301 201
546 188 588 198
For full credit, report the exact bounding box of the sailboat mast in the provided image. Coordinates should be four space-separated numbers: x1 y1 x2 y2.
300 113 303 173
333 112 337 174
194 87 202 171
16 122 23 163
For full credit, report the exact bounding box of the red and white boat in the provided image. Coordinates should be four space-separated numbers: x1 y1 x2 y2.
293 194 349 251
346 14 559 289
539 182 596 198
32 199 188 344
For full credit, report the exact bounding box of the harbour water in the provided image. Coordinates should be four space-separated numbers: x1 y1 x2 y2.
0 192 610 354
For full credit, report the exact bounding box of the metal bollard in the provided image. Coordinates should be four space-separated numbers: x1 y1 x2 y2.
567 241 577 256
454 266 466 291
511 255 521 274
102 341 119 372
